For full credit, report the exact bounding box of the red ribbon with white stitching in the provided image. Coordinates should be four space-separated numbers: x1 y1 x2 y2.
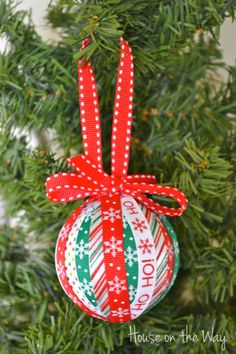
46 38 187 322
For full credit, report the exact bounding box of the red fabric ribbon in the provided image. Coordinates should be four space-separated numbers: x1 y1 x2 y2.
46 154 186 217
46 37 187 217
46 37 187 322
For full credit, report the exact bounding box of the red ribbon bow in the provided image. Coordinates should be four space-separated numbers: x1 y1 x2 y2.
46 154 187 216
46 37 187 217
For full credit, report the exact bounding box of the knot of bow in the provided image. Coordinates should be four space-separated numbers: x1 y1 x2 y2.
46 154 187 217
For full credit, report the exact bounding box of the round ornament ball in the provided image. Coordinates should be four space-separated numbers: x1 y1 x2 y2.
55 195 179 322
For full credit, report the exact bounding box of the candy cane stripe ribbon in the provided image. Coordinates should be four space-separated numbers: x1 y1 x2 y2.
46 37 187 322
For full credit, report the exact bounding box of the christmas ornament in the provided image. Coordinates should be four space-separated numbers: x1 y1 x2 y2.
46 38 187 322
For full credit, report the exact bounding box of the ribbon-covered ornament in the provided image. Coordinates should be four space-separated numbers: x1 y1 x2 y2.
46 38 187 322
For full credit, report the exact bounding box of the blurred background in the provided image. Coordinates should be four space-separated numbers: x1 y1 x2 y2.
1 1 235 67
16 0 236 65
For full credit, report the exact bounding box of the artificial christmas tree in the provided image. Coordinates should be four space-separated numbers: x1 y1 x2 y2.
0 0 236 353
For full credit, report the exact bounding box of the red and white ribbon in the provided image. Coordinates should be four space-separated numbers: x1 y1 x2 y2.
46 37 187 322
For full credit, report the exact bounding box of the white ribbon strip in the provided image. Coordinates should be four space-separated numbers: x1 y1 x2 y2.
121 195 157 319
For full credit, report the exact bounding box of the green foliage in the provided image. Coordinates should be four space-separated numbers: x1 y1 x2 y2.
0 0 236 353
25 302 128 354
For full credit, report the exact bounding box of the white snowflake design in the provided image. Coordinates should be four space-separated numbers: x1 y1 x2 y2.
56 261 66 280
166 243 174 260
111 307 129 318
104 236 123 257
125 246 138 267
108 276 127 294
79 278 93 296
75 239 89 260
138 238 153 255
103 207 121 223
59 224 71 242
131 218 148 233
129 285 137 302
